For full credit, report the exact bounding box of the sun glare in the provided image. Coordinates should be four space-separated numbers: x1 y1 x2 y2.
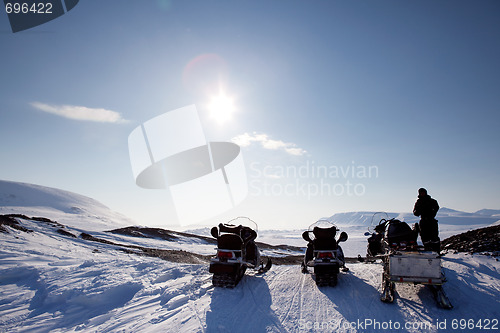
208 93 235 124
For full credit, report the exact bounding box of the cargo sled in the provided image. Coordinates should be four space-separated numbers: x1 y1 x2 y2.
365 215 452 309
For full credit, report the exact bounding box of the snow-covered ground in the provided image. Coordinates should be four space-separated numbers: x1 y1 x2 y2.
1 180 499 332
1 218 499 333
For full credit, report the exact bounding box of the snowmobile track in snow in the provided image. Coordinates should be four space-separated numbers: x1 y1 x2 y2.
1 213 500 332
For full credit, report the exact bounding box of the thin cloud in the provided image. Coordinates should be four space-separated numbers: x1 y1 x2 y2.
231 132 307 156
31 102 127 124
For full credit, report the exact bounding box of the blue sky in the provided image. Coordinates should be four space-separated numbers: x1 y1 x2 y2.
1 1 499 229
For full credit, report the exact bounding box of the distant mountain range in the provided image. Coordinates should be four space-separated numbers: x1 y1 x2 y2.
1 179 499 229
329 207 500 226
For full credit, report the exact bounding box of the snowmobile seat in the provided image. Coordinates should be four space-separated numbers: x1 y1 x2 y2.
386 220 418 245
217 233 243 251
313 237 338 250
219 223 242 235
312 226 337 240
311 226 338 250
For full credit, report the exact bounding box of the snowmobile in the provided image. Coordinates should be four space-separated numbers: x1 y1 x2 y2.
365 214 452 309
301 220 348 287
209 217 272 288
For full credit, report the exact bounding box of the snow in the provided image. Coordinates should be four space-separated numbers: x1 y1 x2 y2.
1 180 500 332
328 209 500 227
475 209 500 216
0 180 133 231
1 220 499 332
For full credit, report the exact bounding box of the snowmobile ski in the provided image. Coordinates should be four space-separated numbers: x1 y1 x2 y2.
257 258 272 274
380 280 395 303
429 285 453 309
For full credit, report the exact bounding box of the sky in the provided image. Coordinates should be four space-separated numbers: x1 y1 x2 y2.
0 0 499 230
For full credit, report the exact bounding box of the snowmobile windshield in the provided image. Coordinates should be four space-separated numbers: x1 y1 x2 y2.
224 217 258 234
307 219 338 240
368 212 389 234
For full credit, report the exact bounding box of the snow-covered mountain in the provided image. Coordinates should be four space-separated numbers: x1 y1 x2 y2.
475 208 500 217
324 209 500 257
1 181 499 332
0 180 133 231
329 208 500 226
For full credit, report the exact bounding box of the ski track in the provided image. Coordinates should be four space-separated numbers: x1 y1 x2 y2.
277 267 304 327
1 218 500 332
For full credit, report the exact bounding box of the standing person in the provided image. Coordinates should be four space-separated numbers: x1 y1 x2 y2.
413 188 440 252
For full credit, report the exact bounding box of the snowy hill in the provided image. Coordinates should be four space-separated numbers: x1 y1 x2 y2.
0 180 133 231
1 181 499 332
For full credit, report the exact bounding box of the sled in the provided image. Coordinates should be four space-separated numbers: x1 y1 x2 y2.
366 215 453 309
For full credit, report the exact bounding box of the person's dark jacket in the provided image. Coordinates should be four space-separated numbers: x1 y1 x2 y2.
413 194 439 220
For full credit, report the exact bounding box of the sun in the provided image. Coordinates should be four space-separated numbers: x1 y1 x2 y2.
208 92 235 124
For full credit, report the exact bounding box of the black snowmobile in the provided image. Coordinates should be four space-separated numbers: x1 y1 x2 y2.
365 214 452 309
301 220 348 287
209 217 272 288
